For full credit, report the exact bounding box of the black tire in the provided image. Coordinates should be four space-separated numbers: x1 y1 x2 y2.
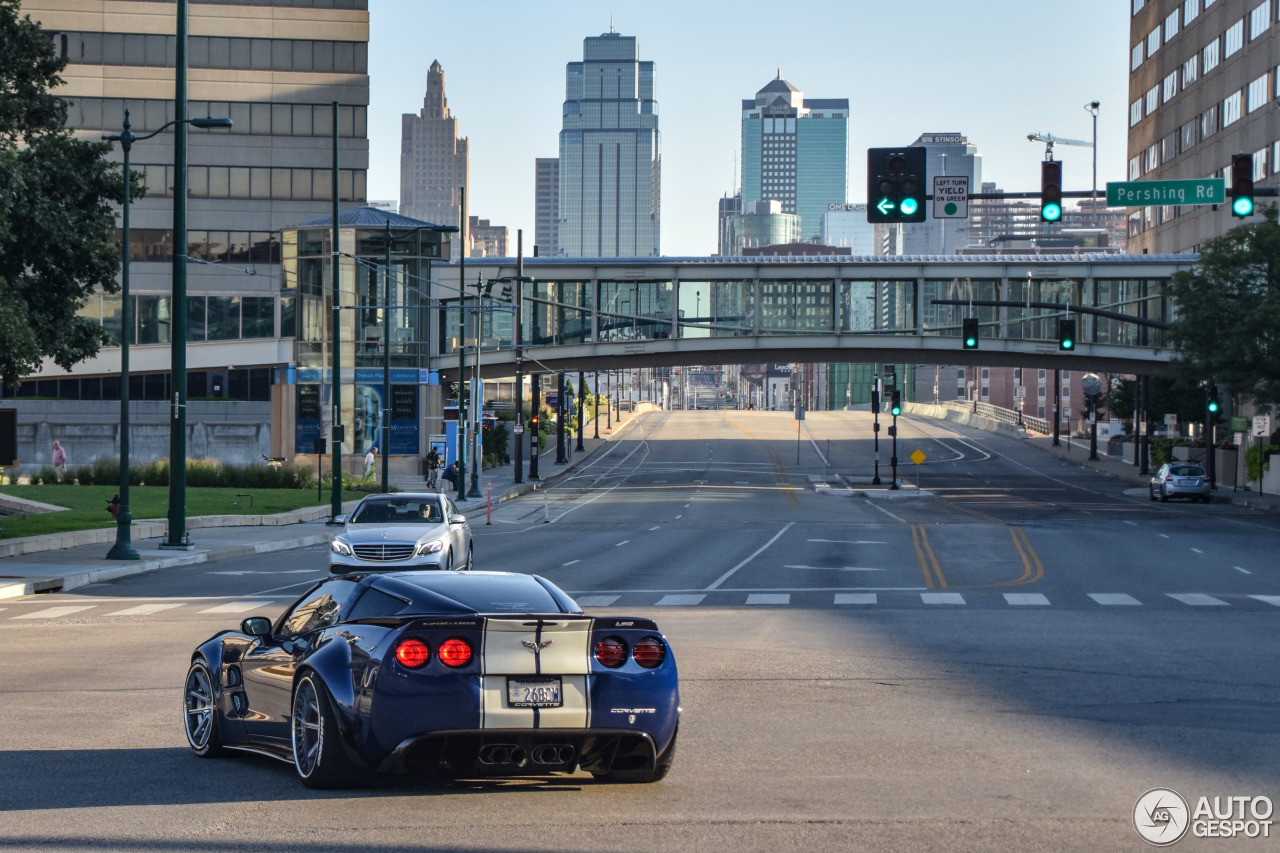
291 673 357 789
1149 486 1157 501
593 726 678 784
1159 487 1169 503
183 660 226 757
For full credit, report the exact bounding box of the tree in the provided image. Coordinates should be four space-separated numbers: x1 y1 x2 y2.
1166 206 1280 409
0 0 129 387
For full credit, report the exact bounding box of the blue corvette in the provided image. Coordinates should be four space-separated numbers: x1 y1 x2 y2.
183 571 680 788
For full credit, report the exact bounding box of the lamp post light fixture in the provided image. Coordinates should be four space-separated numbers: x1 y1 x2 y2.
102 107 231 559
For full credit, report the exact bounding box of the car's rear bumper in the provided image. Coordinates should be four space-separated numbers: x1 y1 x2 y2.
378 727 662 777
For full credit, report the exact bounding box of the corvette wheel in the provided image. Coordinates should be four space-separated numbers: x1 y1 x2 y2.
593 725 678 784
184 660 225 757
291 673 356 789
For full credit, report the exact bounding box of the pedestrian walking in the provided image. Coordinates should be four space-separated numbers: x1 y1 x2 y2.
363 446 378 481
51 440 67 481
424 447 441 489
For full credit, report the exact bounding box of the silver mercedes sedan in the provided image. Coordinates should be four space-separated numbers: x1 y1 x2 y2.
329 493 473 573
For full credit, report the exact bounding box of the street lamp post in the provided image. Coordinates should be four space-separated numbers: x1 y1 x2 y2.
456 187 467 500
468 270 483 499
103 108 231 559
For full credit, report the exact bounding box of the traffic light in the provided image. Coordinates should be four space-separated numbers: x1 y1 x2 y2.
962 317 979 349
871 390 880 412
867 147 927 223
529 412 539 431
1040 160 1063 222
890 390 902 417
1058 317 1076 351
1231 153 1254 217
1207 384 1221 417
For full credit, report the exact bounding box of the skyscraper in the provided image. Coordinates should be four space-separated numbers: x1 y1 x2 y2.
740 74 848 241
557 31 661 257
534 157 560 257
400 60 468 230
898 133 982 256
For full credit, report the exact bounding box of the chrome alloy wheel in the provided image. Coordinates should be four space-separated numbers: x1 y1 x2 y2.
184 663 216 750
292 677 323 777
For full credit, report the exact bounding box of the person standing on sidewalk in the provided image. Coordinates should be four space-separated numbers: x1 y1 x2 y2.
424 447 441 489
51 440 67 481
363 446 377 482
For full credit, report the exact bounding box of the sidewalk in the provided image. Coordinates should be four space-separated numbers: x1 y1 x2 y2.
0 406 649 599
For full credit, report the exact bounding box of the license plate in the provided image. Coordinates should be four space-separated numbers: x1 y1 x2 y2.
507 677 562 708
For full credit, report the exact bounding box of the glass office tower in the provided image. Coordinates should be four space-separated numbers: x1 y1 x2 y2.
741 75 848 242
557 32 661 257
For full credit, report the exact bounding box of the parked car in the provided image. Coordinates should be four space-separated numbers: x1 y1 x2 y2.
182 570 680 788
1150 462 1211 503
329 493 472 572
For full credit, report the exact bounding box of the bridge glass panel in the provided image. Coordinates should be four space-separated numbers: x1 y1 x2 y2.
598 281 673 342
1005 278 1083 343
1094 278 1169 348
840 280 916 333
760 279 834 334
525 280 593 346
678 280 754 337
921 279 999 341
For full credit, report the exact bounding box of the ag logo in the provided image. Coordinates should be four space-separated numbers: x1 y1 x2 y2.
1134 788 1190 846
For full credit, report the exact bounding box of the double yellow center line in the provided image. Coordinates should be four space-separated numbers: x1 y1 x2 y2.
912 525 1044 590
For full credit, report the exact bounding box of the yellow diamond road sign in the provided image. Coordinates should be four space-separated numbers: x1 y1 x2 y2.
910 449 926 466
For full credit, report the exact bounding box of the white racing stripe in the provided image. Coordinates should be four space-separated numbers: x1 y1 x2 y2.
480 617 591 729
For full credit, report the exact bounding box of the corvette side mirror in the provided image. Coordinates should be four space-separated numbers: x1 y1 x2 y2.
241 616 273 638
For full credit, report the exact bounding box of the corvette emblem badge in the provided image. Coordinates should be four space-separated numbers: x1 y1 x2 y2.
522 640 552 651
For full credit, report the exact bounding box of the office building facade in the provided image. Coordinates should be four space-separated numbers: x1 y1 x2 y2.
740 75 848 241
898 133 982 256
534 157 560 257
400 59 468 233
557 32 661 257
1127 0 1280 252
821 205 877 254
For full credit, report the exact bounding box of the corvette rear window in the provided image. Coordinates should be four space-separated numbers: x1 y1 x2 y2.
395 575 565 613
346 589 410 621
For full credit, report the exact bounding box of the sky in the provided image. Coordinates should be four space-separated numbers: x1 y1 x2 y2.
367 0 1131 257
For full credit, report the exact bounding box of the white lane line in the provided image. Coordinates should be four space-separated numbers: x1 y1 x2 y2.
12 606 95 620
1124 521 1139 526
1249 595 1280 607
615 540 629 547
921 593 966 605
1003 593 1050 606
808 539 887 545
562 560 580 566
1168 593 1228 606
199 601 274 614
656 594 705 606
1158 534 1170 539
786 565 883 572
1089 593 1142 606
648 526 661 531
706 522 795 590
1234 567 1252 574
576 595 620 607
745 593 790 605
674 514 682 519
1191 548 1204 554
834 593 878 605
734 481 749 485
107 603 186 617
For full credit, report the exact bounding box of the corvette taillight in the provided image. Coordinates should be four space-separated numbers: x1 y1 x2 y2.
395 638 430 668
594 637 628 668
437 637 472 668
632 637 666 668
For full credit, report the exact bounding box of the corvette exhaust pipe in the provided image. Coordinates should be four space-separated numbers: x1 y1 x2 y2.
478 744 528 766
531 744 575 765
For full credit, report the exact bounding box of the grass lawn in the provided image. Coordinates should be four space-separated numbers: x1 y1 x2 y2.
0 484 364 539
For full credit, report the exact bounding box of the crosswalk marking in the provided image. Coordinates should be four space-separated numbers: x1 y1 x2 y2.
198 601 274 614
1167 593 1227 606
1249 595 1280 607
834 593 878 605
576 595 620 607
1004 593 1050 606
921 592 965 605
1089 593 1142 606
13 606 95 620
655 594 705 606
745 593 790 605
107 603 187 617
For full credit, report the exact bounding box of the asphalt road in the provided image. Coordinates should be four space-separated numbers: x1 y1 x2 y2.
1 410 1278 852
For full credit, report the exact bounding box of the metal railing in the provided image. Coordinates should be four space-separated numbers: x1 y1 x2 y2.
943 400 1050 435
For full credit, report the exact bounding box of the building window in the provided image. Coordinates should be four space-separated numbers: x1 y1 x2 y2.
1145 85 1160 115
1131 99 1143 127
1201 104 1218 138
1163 71 1179 103
1185 0 1200 24
1274 142 1280 174
1130 155 1142 179
1253 149 1268 180
1132 42 1144 70
1225 20 1244 57
1134 0 1145 12
1145 144 1159 172
1204 37 1220 72
1247 73 1269 112
1251 1 1271 38
1183 54 1199 88
1180 120 1197 153
1162 132 1178 163
1223 91 1242 126
1148 27 1162 56
1166 9 1180 40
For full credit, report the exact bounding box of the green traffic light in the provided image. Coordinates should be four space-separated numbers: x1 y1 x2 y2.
1061 339 1074 350
964 336 976 348
1042 202 1062 222
900 197 919 216
1208 400 1220 413
1233 196 1254 216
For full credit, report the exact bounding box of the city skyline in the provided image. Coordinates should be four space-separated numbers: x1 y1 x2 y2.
367 0 1130 257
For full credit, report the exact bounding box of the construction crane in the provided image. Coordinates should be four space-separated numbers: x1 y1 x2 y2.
1027 131 1092 161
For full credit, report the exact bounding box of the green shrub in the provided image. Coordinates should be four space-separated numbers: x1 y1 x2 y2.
1151 436 1187 469
1246 444 1273 482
